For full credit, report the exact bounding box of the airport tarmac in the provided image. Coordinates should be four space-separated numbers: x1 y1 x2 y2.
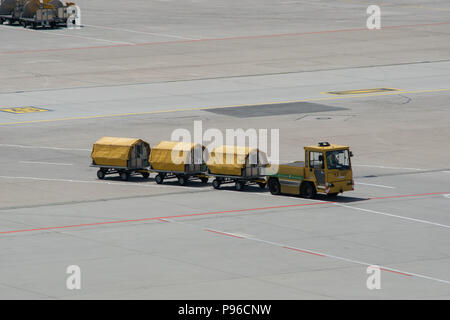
0 0 449 299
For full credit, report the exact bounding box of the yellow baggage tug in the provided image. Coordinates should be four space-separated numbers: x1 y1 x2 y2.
207 145 269 191
266 142 354 198
149 141 208 186
91 137 151 181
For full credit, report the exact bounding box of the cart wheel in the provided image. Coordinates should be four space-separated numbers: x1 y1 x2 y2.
155 174 164 184
177 175 186 186
258 182 266 190
235 181 245 191
141 172 150 179
96 169 105 180
212 179 221 189
120 172 129 181
200 177 209 184
268 178 281 195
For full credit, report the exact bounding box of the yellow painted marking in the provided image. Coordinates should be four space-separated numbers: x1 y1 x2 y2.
0 107 49 114
0 88 449 126
323 88 400 95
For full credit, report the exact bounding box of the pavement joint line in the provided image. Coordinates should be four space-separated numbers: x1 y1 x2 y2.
335 203 450 229
1 87 449 126
1 20 449 55
0 144 90 151
19 161 73 166
1 59 449 96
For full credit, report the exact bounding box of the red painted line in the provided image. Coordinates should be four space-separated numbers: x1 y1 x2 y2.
0 190 447 236
282 246 325 257
1 21 449 55
369 191 450 200
204 229 244 239
380 267 412 277
0 201 328 235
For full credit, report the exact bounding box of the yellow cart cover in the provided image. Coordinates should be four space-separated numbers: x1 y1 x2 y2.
206 145 267 176
91 137 149 167
150 141 204 172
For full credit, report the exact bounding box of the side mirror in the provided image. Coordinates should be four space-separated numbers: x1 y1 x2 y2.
350 151 354 157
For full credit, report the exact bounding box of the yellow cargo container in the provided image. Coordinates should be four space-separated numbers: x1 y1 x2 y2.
206 145 268 191
91 136 150 181
149 141 207 185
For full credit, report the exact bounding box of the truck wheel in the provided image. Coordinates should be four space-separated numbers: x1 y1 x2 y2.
96 169 105 180
300 182 316 199
212 179 221 189
235 181 245 191
120 172 129 181
141 172 150 179
268 178 281 195
177 175 186 186
155 174 164 184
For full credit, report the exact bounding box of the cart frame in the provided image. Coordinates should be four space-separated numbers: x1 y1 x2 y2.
206 173 266 191
90 164 150 181
149 168 208 186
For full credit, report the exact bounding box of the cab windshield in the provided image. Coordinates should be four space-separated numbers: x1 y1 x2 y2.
326 150 350 170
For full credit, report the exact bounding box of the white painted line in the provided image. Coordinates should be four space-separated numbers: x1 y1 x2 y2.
165 219 450 285
0 144 90 151
84 24 199 40
354 164 424 171
20 161 73 166
0 175 207 190
336 203 450 229
355 182 396 189
0 25 134 45
244 235 450 285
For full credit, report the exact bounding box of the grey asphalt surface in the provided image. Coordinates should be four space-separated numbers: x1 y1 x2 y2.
0 0 450 299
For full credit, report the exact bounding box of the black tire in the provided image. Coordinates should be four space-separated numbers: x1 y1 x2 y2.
258 182 266 190
200 177 208 184
235 181 245 191
212 179 221 189
96 169 105 180
120 171 129 181
300 182 316 199
141 172 150 179
268 178 281 195
178 175 186 186
155 174 164 184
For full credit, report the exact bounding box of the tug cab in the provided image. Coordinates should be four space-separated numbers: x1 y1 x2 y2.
267 142 354 198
